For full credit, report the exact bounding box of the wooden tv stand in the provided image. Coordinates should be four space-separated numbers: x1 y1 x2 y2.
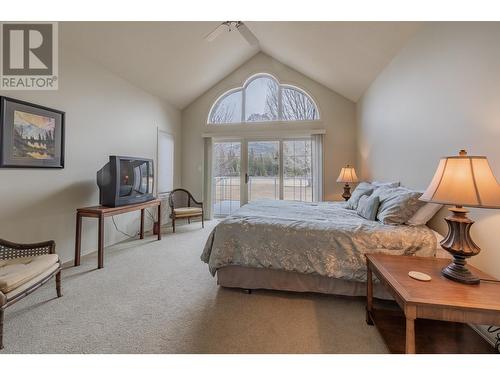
74 199 161 269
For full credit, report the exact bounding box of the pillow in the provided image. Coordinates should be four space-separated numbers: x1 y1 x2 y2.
375 187 426 225
345 182 374 210
371 181 400 188
356 194 380 221
406 202 443 226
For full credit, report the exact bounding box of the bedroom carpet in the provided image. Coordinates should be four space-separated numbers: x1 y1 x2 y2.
1 220 388 354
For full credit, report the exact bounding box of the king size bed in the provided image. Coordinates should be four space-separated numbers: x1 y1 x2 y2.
201 196 445 299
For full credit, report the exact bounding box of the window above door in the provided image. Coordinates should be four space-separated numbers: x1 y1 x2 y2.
208 73 320 125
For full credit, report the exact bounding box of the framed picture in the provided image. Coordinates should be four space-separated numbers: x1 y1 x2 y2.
0 96 65 168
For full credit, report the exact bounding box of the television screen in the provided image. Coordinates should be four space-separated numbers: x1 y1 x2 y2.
119 159 152 197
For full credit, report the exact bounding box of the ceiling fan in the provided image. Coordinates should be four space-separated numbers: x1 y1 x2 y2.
204 21 259 46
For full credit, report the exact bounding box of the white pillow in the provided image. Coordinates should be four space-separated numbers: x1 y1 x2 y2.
406 203 443 226
372 181 400 188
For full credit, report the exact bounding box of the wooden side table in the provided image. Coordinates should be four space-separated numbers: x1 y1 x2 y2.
75 199 161 269
366 253 500 354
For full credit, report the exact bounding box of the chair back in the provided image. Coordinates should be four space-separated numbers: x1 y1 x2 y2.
0 239 55 260
169 189 193 209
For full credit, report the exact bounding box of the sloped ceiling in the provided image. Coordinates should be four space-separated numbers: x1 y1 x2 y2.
61 21 421 109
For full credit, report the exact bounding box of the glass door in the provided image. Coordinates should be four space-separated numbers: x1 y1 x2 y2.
247 140 280 202
213 141 241 217
283 139 313 202
212 137 315 217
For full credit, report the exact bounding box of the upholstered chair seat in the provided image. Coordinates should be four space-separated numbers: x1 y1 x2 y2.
0 254 59 293
173 207 203 217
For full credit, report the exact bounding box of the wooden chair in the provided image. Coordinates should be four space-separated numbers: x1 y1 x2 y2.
0 239 62 350
168 189 204 233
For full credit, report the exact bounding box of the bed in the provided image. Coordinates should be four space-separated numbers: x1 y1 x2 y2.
201 200 445 298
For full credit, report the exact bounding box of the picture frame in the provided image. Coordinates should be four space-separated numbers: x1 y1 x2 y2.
0 96 65 168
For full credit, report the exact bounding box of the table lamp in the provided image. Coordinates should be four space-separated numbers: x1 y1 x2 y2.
421 150 500 284
337 165 359 201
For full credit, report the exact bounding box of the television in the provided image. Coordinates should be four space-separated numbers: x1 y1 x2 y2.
97 156 154 207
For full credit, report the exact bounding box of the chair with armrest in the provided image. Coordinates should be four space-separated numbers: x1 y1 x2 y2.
0 238 62 350
168 188 204 233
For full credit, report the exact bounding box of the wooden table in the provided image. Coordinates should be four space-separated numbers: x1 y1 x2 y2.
366 254 500 354
75 199 161 269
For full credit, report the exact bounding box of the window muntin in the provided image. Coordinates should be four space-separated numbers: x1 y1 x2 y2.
208 74 319 124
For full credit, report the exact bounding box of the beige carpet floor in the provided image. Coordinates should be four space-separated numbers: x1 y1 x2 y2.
1 220 388 354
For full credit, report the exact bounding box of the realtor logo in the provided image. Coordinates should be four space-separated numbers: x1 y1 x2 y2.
0 22 58 90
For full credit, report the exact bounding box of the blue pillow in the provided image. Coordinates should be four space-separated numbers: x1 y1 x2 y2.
346 182 373 210
356 194 380 221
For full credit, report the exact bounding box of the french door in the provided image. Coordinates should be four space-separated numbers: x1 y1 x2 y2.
247 140 280 202
213 138 313 217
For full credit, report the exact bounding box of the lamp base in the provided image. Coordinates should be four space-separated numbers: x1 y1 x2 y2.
440 207 481 285
342 184 351 201
442 255 480 285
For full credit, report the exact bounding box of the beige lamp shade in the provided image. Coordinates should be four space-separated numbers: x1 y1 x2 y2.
421 150 500 208
337 165 359 183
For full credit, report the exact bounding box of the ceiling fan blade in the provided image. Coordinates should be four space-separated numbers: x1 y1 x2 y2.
236 22 259 46
204 23 227 42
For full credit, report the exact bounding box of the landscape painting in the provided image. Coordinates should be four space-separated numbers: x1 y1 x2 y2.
1 96 65 168
13 110 56 160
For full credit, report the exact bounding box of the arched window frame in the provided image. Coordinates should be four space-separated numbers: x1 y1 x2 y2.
207 73 320 125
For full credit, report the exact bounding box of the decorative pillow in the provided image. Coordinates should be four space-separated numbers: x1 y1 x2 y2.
375 187 426 225
356 194 380 221
406 202 443 226
345 182 374 210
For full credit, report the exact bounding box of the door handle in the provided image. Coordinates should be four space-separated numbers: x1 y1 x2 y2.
245 173 249 184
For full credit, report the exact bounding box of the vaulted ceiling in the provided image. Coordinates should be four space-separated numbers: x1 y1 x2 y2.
61 22 421 109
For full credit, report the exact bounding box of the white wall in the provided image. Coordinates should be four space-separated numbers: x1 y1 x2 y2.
181 52 356 203
357 22 500 278
0 47 181 264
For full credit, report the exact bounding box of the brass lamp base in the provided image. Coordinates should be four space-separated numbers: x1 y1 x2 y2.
342 184 351 201
440 207 481 285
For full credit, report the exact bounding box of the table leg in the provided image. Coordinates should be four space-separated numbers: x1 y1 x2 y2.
405 317 416 354
74 212 82 267
98 214 104 269
157 203 162 240
140 209 145 239
366 260 374 325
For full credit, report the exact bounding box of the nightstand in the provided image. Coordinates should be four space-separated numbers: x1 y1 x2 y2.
366 254 500 354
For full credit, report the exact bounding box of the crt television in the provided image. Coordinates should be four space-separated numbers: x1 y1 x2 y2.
97 156 154 207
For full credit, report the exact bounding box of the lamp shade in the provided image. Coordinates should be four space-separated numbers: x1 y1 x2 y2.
337 165 359 183
421 150 500 208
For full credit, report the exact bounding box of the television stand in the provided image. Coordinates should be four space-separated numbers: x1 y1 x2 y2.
74 199 161 269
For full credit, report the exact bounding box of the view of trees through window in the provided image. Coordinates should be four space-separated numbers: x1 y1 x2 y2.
209 75 319 124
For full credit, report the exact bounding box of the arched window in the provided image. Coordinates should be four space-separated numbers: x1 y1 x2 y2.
208 74 319 124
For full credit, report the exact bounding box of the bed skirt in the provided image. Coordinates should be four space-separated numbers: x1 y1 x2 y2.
217 266 393 300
